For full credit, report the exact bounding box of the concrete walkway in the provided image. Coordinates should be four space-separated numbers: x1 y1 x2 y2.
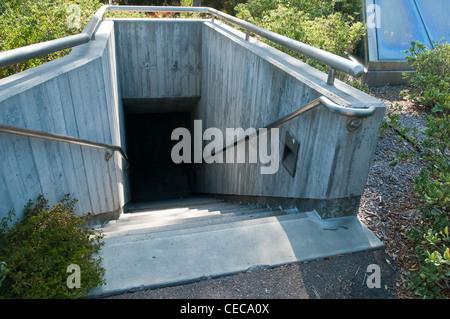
89 198 384 297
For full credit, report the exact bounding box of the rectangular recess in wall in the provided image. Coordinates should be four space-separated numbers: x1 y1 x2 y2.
282 131 300 177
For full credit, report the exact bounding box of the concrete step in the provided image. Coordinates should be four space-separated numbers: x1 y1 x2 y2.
120 201 273 225
102 209 297 242
124 197 227 213
101 197 289 239
90 208 385 297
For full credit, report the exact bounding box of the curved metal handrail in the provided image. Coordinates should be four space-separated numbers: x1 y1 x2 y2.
204 95 376 162
0 123 129 163
265 96 375 131
0 5 364 84
319 96 376 117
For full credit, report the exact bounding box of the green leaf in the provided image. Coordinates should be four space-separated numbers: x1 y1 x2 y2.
389 160 398 167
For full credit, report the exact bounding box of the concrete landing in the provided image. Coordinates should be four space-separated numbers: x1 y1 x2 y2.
89 198 384 297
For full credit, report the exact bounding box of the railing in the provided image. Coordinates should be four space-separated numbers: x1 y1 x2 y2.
0 124 129 164
204 95 376 162
0 5 364 85
267 96 376 133
266 96 376 130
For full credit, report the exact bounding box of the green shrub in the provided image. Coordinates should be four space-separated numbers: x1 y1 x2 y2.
0 194 105 299
0 0 102 79
0 261 6 288
384 108 449 298
235 0 365 74
406 225 450 298
384 40 450 298
401 39 450 114
235 0 362 23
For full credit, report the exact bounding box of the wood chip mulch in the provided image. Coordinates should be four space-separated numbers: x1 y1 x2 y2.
359 84 437 298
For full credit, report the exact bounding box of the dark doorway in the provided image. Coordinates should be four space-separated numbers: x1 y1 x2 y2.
125 112 193 202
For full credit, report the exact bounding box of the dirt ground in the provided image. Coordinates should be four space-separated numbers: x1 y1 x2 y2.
104 85 424 301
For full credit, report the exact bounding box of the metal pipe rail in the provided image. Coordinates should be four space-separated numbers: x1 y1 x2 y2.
206 98 323 162
0 123 129 163
204 96 376 162
264 96 375 132
266 96 376 132
0 5 364 84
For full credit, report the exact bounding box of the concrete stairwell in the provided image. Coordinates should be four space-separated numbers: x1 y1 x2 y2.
90 196 384 297
0 5 388 300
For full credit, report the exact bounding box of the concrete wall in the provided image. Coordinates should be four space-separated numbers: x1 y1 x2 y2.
192 22 386 218
0 21 129 222
114 19 203 110
0 18 385 221
104 19 386 218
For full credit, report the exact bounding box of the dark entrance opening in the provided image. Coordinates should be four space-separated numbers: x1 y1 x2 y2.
124 105 195 203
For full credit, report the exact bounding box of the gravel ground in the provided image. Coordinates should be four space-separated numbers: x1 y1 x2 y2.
105 85 425 300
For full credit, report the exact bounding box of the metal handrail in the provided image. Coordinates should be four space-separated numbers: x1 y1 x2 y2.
0 4 110 69
205 98 322 161
266 96 375 131
0 5 364 84
206 8 364 83
265 96 376 133
319 96 376 117
0 123 129 163
204 96 376 162
265 98 322 130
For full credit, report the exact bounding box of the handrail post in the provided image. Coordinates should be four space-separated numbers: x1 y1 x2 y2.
327 67 336 85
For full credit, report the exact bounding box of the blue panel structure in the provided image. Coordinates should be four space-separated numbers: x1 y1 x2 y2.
415 0 450 44
375 0 431 60
363 0 450 85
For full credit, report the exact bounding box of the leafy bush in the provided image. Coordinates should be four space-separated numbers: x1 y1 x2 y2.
0 261 6 288
406 115 450 298
0 194 105 299
235 0 357 23
383 40 450 298
401 39 450 114
235 0 364 74
384 108 449 298
406 224 450 298
0 0 102 79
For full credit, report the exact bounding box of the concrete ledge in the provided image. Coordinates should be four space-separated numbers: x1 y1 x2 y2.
363 70 414 87
89 211 383 297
